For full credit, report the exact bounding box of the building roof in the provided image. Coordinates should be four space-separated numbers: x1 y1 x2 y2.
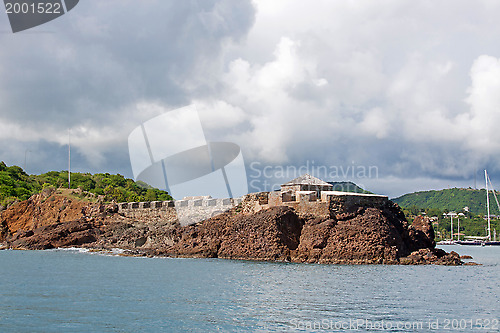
282 174 333 187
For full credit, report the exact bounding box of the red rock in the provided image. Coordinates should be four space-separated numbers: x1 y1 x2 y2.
0 191 463 265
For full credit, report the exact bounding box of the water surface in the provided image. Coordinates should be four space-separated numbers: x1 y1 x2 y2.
0 245 498 332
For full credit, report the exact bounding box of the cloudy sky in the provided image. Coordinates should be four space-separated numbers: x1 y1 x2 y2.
2 0 500 198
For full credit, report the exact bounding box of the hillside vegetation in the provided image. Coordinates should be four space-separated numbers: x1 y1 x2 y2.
0 162 172 208
328 181 372 194
393 187 500 216
393 187 500 240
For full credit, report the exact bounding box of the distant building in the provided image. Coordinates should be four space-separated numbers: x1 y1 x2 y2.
281 174 334 198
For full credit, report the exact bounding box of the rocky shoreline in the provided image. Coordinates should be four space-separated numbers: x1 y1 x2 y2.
0 188 464 265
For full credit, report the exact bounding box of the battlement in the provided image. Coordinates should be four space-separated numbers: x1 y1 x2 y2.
117 197 243 212
117 197 244 226
241 190 389 219
115 189 388 226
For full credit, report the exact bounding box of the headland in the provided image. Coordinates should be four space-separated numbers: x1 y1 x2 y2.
0 174 462 265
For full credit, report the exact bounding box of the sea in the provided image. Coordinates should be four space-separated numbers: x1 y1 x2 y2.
0 245 498 332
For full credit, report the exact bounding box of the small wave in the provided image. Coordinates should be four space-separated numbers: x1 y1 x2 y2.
46 247 90 253
110 248 126 254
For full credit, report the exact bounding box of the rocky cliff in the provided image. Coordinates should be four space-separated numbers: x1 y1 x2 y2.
0 189 462 265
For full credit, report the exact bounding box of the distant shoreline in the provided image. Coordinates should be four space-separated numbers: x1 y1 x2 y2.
1 188 464 265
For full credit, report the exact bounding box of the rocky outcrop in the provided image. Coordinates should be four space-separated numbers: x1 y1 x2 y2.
410 215 436 249
296 208 402 264
292 203 440 264
1 187 94 236
9 218 98 250
399 248 462 265
161 206 303 261
0 191 462 265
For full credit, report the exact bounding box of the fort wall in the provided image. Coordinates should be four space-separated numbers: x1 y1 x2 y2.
117 191 388 226
118 197 243 226
242 191 388 219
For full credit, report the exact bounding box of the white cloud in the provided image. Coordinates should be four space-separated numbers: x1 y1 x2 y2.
462 55 500 153
196 100 246 131
4 0 500 196
359 107 390 139
214 0 500 193
221 37 342 163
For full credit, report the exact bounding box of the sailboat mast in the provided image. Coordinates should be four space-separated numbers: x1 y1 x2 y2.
450 215 453 241
485 170 491 241
68 129 71 190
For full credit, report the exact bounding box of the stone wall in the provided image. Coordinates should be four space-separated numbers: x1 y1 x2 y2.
117 201 178 224
117 191 388 226
118 197 243 226
241 190 388 219
321 191 388 215
174 197 242 226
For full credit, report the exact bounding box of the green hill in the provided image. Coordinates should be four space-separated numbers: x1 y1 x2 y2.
327 181 372 194
393 187 500 216
0 161 173 208
393 187 500 240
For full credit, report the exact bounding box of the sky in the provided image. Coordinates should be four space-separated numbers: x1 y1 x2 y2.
1 0 500 198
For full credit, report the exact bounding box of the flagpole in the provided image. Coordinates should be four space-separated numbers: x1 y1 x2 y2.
485 170 491 241
68 129 71 189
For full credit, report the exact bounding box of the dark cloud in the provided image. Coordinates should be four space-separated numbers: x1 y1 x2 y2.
3 1 500 198
0 0 256 177
0 0 256 126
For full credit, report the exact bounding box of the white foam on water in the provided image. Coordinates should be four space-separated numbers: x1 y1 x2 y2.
47 247 90 253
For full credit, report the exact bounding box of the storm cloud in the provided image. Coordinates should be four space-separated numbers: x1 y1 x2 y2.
2 0 500 197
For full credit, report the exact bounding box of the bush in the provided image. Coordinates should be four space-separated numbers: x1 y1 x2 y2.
0 161 173 204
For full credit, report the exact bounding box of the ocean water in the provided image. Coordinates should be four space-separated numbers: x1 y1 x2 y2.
0 246 498 332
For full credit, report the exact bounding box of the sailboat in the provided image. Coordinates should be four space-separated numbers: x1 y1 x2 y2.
437 212 457 245
456 170 500 246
